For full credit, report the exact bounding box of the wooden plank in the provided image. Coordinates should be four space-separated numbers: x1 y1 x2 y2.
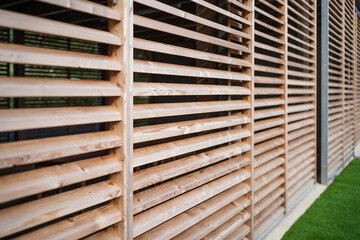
133 169 250 237
134 100 250 119
0 9 121 46
134 82 250 96
0 131 121 168
134 15 250 53
134 59 251 81
0 77 120 97
134 0 250 39
83 227 118 240
133 129 250 167
134 143 250 191
0 181 121 238
134 157 250 214
133 114 250 144
190 0 251 26
0 43 121 70
108 0 133 238
0 106 121 132
36 0 121 20
0 155 121 204
15 204 121 240
172 196 250 240
134 38 250 67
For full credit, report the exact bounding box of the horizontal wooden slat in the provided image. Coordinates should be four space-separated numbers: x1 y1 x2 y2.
254 177 284 204
0 9 121 46
224 224 250 240
254 117 285 132
254 167 284 192
134 82 250 96
254 98 285 107
134 15 250 53
0 77 120 97
255 157 285 179
134 157 250 214
36 0 121 20
254 137 285 156
16 204 121 240
254 128 285 144
134 38 250 67
254 188 284 216
0 131 121 168
172 196 250 240
134 143 249 189
0 106 121 132
0 43 121 70
83 227 118 240
190 0 251 26
255 148 285 167
134 100 250 119
203 211 250 240
134 60 250 81
134 0 250 39
0 181 121 238
133 128 250 167
0 155 121 204
137 187 249 240
254 108 285 120
133 169 250 237
133 114 250 143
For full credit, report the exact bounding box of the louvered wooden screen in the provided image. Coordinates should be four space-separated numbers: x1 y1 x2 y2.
0 1 131 239
286 0 316 208
344 0 356 163
253 1 286 238
326 0 356 180
132 0 254 238
4 0 360 239
327 0 345 177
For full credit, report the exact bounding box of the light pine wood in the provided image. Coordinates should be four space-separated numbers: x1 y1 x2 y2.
0 181 121 238
36 0 121 20
0 43 121 70
0 9 121 45
134 129 250 167
0 131 121 168
0 77 120 97
108 0 133 239
0 106 121 132
15 204 122 240
133 169 250 237
0 155 121 204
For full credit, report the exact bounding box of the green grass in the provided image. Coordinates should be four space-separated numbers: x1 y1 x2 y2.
282 158 360 240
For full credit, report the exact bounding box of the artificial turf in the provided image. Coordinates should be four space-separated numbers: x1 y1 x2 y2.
282 158 360 240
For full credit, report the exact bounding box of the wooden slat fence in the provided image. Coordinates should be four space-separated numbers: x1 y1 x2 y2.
286 0 316 208
326 0 356 180
253 0 286 238
0 0 359 239
0 0 130 239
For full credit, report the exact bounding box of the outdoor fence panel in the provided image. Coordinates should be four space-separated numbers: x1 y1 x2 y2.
0 1 130 239
327 0 345 178
253 0 286 238
132 0 254 239
343 0 356 163
286 0 317 208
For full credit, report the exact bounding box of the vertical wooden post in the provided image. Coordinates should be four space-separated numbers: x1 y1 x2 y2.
243 0 254 238
108 0 133 239
282 0 289 213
